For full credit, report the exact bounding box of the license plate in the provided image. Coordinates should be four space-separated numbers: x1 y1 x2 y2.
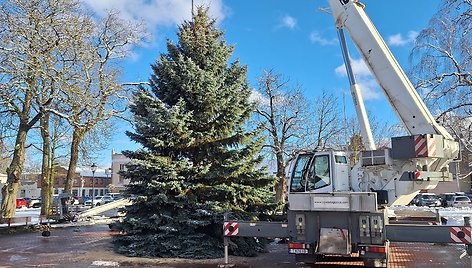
288 248 309 254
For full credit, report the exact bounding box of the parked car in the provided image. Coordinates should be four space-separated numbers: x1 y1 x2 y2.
84 196 102 206
16 198 27 209
439 193 457 207
71 197 80 205
29 198 42 208
448 195 472 208
102 195 114 204
467 193 472 202
24 197 32 206
412 193 441 207
80 196 92 205
105 193 123 201
84 196 113 206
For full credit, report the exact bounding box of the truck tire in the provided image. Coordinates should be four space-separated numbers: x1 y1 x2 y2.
295 254 318 264
363 258 387 268
41 230 51 237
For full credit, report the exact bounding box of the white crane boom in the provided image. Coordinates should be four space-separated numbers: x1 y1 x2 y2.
328 0 453 140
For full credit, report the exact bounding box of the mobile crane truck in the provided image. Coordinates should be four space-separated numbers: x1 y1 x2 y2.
222 0 469 267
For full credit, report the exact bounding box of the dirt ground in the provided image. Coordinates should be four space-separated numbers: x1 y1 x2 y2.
0 224 298 268
0 224 470 268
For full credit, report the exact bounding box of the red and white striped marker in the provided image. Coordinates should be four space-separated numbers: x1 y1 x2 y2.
414 170 421 180
414 135 437 157
223 222 239 236
450 227 472 244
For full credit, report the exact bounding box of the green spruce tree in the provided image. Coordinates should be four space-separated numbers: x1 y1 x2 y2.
113 7 276 258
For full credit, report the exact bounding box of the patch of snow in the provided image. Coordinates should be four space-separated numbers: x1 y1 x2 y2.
10 255 28 261
389 205 472 225
91 261 119 267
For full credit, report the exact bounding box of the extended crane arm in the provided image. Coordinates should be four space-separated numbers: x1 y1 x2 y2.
328 0 453 140
337 28 376 151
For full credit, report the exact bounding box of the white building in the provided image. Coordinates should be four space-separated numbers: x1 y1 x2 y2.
111 149 131 192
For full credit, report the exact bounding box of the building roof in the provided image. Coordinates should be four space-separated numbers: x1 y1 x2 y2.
76 167 112 178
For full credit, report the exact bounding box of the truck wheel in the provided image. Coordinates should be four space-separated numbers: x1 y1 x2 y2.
41 230 51 237
295 254 318 264
363 258 387 268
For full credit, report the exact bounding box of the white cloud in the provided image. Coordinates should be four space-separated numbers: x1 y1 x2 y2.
335 58 382 100
387 31 418 47
81 0 227 30
335 58 371 77
309 31 337 46
281 15 297 29
249 90 269 105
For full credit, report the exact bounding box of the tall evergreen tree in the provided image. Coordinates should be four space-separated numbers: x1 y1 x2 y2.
113 7 276 258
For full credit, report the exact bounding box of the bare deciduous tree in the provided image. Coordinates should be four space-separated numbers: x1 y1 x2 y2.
0 0 144 217
0 0 85 218
255 70 310 203
410 0 472 153
56 11 143 195
310 90 343 150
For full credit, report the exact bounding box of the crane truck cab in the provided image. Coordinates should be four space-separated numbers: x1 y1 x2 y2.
288 150 349 194
286 150 387 266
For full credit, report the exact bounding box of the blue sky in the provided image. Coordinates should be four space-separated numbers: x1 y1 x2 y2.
83 0 442 168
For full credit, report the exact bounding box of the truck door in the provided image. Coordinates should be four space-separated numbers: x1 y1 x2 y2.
306 154 334 193
289 153 313 192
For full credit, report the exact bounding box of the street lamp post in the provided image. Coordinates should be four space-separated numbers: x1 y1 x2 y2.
91 163 97 208
80 176 84 199
105 167 111 194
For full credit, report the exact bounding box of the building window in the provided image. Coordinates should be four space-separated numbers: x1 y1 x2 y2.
119 164 126 171
73 179 77 184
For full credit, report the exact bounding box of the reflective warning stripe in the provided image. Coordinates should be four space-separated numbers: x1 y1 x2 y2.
414 135 437 157
415 135 427 156
223 222 239 236
415 170 421 180
450 227 472 243
428 137 437 157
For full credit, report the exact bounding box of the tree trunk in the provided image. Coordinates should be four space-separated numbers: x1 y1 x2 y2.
64 129 83 194
48 164 56 212
274 152 287 203
40 114 51 215
1 126 28 218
